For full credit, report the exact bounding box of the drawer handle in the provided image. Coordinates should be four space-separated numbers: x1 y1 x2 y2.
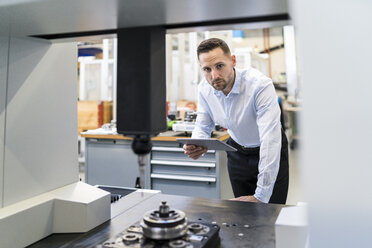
151 173 216 182
151 160 215 168
152 147 215 153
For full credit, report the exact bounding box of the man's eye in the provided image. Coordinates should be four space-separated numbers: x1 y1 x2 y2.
204 68 211 72
216 64 224 69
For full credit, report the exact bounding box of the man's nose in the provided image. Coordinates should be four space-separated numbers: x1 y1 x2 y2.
211 69 218 79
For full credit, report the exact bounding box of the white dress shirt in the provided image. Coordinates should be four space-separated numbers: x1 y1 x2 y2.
192 68 282 203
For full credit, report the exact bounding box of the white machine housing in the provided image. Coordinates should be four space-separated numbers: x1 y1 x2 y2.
0 37 111 248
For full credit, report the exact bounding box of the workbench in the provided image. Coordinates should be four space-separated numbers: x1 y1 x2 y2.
29 190 285 248
80 131 233 199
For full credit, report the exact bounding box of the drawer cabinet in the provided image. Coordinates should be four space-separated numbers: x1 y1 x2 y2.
148 141 233 199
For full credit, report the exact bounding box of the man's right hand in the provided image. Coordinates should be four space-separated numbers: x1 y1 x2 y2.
183 144 208 160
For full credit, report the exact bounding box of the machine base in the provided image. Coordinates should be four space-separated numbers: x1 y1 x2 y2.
100 221 220 248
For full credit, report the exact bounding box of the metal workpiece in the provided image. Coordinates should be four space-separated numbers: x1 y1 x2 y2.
102 231 144 248
187 223 210 235
141 201 188 240
102 201 219 248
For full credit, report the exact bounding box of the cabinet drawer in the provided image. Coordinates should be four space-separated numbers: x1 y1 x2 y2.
152 146 215 159
151 150 216 162
151 160 216 176
151 174 218 199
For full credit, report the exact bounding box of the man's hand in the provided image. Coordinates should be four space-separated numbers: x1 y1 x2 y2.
230 195 262 203
183 144 208 160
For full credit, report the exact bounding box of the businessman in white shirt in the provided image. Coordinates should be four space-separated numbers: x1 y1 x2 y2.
183 38 289 204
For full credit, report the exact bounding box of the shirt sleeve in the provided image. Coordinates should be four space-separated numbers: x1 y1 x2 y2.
253 80 282 203
192 89 215 139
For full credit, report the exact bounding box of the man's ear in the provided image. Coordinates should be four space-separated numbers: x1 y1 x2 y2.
231 55 236 67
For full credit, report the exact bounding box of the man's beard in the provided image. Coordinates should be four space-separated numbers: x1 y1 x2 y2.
211 78 227 91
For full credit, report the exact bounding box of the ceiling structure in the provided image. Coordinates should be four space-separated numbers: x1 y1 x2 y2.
0 0 288 37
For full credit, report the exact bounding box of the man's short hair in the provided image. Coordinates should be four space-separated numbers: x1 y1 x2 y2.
197 38 231 59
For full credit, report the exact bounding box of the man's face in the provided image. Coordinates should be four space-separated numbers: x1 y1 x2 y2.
199 47 236 94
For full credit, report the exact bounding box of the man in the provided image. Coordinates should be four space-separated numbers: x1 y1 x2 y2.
183 38 289 204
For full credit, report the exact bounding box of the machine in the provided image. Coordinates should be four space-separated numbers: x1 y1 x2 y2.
0 0 290 247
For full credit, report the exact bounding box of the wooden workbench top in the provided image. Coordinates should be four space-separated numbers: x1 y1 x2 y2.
80 131 229 142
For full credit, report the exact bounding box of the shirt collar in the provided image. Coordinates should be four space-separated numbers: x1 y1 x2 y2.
213 68 241 97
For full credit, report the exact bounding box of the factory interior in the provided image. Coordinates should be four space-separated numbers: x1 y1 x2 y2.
0 1 371 248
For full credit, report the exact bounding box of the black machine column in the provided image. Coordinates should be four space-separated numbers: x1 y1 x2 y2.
116 26 167 155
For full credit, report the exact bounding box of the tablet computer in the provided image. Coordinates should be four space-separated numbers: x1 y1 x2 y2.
176 138 237 152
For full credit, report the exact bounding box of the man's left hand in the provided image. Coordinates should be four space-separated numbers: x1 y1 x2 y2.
230 195 262 203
